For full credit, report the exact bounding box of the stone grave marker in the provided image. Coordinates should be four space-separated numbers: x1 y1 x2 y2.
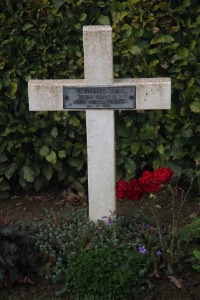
28 25 171 222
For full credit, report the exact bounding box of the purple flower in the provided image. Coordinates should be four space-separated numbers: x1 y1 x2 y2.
108 219 114 226
157 250 162 256
139 245 147 255
102 216 108 219
145 224 151 230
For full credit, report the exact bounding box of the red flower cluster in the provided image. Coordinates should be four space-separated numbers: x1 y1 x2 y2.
116 167 174 201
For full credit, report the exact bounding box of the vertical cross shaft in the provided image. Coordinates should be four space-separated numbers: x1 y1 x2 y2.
83 26 116 221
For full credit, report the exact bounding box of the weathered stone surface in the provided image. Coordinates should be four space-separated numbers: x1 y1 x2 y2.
83 26 116 222
28 25 171 223
28 78 171 111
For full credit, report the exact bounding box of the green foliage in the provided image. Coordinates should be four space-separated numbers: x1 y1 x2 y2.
177 214 200 273
0 0 199 198
29 206 154 297
28 204 188 296
178 217 200 241
0 224 37 287
190 250 200 272
0 203 191 296
64 244 146 299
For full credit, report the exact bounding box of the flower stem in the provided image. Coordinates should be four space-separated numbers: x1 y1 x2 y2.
148 197 165 255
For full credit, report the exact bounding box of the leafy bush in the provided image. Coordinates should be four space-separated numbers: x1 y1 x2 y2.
0 224 37 287
64 244 146 299
0 202 191 296
179 217 200 241
29 206 155 295
28 204 189 297
189 250 200 273
0 0 199 199
179 218 200 273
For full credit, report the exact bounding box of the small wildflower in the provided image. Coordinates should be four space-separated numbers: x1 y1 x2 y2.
139 245 147 255
157 250 162 256
102 216 108 219
108 219 114 226
145 224 151 230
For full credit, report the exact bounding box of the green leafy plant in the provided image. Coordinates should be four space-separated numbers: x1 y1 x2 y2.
189 250 200 273
27 204 163 296
178 215 200 273
63 244 147 299
0 224 37 288
116 167 197 273
179 217 200 241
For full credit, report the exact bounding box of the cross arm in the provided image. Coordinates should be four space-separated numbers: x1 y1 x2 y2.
115 78 171 110
28 77 171 111
28 79 84 111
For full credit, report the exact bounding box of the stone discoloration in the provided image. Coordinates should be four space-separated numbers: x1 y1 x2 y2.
29 78 171 111
83 26 113 86
83 26 116 222
28 80 84 111
115 78 171 109
28 25 171 223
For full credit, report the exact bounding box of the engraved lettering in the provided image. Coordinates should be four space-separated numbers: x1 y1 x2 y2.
63 86 136 109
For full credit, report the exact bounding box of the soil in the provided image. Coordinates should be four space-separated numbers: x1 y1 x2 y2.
1 187 200 300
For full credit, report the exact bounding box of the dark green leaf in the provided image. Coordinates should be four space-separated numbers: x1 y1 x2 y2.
97 15 110 25
46 150 57 165
190 101 200 113
39 146 50 157
22 166 35 183
42 164 53 181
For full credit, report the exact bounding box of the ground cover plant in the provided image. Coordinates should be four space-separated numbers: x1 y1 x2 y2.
0 0 199 200
1 167 200 299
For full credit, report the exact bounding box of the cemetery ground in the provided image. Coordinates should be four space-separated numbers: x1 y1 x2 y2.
0 184 200 300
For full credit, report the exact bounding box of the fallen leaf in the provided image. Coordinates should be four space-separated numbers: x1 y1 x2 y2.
61 189 68 197
85 241 92 250
160 63 169 70
168 276 183 289
145 279 154 289
149 265 161 278
152 27 159 34
18 274 34 285
54 199 66 206
189 212 198 219
67 188 79 204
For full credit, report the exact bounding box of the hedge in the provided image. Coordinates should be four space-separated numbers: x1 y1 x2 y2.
0 0 199 199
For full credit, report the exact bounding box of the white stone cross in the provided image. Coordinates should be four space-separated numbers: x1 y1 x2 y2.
28 26 171 222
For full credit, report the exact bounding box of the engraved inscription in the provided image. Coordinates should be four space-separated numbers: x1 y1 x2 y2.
63 86 136 109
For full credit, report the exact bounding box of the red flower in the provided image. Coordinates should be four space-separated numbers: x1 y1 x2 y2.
154 167 174 184
116 180 127 199
126 179 143 201
138 171 160 193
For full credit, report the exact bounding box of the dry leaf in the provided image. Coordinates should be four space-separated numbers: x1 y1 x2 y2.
152 27 160 34
149 265 161 278
61 189 68 197
189 212 198 219
168 276 183 289
78 191 87 206
78 191 85 201
67 188 79 203
160 63 169 70
28 196 43 202
145 279 154 289
54 199 66 206
85 241 92 250
18 274 34 285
